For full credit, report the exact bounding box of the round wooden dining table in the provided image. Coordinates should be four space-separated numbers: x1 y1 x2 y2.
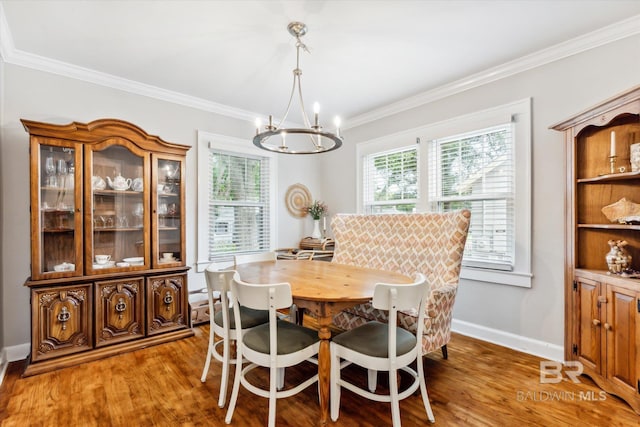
235 259 412 427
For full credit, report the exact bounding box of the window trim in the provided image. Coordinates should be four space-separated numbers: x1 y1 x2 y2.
196 131 277 272
357 99 532 287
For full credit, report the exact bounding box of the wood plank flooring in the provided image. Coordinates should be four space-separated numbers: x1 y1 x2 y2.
1 321 638 426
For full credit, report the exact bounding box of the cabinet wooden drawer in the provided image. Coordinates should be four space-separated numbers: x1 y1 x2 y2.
95 277 145 347
31 283 93 362
146 273 188 335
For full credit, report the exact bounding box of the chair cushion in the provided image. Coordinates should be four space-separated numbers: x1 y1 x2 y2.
214 306 269 329
332 321 416 358
243 320 320 354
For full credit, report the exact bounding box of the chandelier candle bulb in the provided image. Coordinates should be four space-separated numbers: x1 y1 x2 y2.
334 117 341 137
314 102 320 127
255 118 261 135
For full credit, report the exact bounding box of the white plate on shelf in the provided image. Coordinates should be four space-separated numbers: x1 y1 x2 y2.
159 257 177 263
93 261 115 269
123 257 144 266
53 262 75 272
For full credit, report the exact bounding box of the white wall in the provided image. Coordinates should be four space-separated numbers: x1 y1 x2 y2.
0 63 320 350
320 34 640 355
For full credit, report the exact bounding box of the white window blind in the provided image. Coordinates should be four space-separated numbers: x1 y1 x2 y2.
429 123 514 270
363 146 418 213
208 148 271 262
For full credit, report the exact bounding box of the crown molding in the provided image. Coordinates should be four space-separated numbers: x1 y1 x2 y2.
345 14 640 129
0 3 258 122
1 1 638 129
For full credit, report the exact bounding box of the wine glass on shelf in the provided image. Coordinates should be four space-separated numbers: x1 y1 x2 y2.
56 159 68 199
133 202 144 228
158 202 168 227
44 154 56 187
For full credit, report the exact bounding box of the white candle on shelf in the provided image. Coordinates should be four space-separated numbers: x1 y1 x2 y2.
611 131 616 157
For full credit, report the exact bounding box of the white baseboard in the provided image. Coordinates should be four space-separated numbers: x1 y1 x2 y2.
0 350 7 388
5 343 29 362
452 318 564 362
0 343 29 387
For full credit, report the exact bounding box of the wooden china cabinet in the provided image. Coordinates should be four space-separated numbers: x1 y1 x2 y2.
552 85 640 413
23 118 193 376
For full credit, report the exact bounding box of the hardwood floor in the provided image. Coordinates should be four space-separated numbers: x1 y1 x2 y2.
1 321 638 426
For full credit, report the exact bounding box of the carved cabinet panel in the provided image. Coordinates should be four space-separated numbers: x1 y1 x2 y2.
146 273 188 335
31 284 93 362
95 277 144 347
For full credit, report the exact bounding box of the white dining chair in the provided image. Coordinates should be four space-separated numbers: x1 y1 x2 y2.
225 272 320 427
200 265 269 408
330 273 435 426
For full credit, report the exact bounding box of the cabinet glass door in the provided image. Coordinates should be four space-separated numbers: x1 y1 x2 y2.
153 156 185 267
87 142 149 273
32 141 83 279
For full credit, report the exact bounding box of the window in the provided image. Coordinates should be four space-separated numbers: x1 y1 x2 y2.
357 99 531 287
429 124 514 271
197 132 276 270
363 147 418 213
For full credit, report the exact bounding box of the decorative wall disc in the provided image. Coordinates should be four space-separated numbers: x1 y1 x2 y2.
285 183 311 217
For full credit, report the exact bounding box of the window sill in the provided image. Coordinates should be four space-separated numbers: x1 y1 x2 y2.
460 266 532 288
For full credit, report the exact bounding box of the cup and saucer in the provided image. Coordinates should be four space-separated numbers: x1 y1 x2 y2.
93 254 115 269
160 252 176 263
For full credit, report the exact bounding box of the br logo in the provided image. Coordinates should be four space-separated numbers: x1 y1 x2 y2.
539 361 583 384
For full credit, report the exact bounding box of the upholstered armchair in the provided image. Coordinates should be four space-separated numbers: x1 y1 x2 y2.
330 211 471 359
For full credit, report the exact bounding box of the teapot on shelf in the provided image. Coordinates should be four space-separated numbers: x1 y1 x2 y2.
106 174 132 191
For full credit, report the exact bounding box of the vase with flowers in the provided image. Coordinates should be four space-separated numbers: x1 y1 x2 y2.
306 200 327 239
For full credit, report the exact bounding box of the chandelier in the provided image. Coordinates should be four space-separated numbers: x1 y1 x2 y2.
253 22 343 154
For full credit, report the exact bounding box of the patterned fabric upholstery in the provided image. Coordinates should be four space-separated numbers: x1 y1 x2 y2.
330 211 471 356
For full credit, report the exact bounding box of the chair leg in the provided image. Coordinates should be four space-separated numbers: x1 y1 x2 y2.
200 325 216 382
441 345 448 360
277 367 285 390
218 338 231 408
330 343 341 422
389 368 401 427
417 355 435 423
224 349 243 424
367 369 377 393
289 304 298 324
200 346 213 383
269 363 278 427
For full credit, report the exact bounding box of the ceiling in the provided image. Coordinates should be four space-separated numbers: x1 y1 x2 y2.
2 1 640 127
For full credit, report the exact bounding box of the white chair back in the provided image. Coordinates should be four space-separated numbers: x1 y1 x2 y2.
230 273 292 312
373 273 428 340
